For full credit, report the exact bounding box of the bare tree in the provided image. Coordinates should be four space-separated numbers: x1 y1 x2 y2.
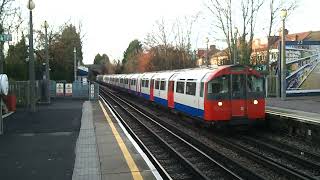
0 0 21 72
207 0 234 61
206 0 264 65
145 15 198 70
265 0 298 74
241 0 264 65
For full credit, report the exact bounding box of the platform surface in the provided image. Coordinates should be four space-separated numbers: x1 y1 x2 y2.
0 99 83 180
266 96 320 124
93 100 160 180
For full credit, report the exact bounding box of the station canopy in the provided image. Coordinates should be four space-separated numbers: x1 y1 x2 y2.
77 66 88 76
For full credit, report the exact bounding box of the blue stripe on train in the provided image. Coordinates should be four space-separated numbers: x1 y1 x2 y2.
174 102 204 118
141 93 150 100
154 96 168 107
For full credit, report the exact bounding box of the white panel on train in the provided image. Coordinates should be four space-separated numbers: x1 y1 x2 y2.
152 71 177 103
129 74 142 92
172 68 217 110
140 73 156 97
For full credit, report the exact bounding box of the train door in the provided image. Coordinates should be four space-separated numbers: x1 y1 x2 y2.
167 81 175 108
231 74 247 117
150 79 154 101
139 78 142 96
198 73 210 112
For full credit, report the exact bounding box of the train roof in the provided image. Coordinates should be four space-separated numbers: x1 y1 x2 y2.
171 68 214 81
140 72 156 79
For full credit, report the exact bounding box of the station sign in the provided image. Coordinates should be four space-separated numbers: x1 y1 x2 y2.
56 83 64 96
0 34 12 42
90 84 95 99
65 83 72 96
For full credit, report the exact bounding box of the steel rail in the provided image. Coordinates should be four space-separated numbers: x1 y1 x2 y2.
209 134 316 180
100 87 264 180
100 89 210 180
100 88 243 180
99 94 172 180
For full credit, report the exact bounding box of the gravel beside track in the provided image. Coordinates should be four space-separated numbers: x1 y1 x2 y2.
100 85 320 180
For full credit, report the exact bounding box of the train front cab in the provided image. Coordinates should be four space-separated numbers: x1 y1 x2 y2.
204 65 265 126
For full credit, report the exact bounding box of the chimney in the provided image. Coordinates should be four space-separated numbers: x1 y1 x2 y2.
210 45 216 51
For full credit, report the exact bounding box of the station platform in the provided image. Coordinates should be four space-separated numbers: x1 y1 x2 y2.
0 99 83 180
266 96 320 125
0 98 161 180
72 99 161 180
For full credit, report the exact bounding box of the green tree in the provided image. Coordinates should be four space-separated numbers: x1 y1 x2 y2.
94 53 109 65
4 36 28 80
49 24 83 81
122 39 142 73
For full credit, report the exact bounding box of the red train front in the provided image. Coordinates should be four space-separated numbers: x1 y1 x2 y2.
204 65 265 125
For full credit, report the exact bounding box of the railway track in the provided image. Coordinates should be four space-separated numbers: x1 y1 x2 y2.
99 85 319 180
236 135 320 177
210 134 320 180
99 87 263 180
250 133 320 163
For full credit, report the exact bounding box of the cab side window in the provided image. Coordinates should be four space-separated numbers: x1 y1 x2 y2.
176 81 185 94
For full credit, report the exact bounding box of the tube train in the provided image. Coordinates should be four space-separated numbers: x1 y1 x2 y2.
97 65 265 126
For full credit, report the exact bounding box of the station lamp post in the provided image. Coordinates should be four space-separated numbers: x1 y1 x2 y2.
74 47 77 82
205 37 209 66
27 0 36 112
44 20 50 103
280 9 287 101
233 27 238 64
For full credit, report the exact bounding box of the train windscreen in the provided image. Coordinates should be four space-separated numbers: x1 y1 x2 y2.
207 75 230 100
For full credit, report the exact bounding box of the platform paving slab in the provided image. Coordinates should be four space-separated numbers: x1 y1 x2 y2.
93 101 158 180
0 99 83 180
266 96 320 124
266 96 320 114
72 101 101 180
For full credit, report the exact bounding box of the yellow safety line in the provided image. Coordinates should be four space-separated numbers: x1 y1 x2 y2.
99 100 143 180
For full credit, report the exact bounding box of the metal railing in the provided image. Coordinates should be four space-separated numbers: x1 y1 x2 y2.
8 81 41 107
266 75 279 97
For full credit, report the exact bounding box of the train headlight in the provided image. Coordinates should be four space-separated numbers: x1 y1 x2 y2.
253 100 258 105
218 102 223 106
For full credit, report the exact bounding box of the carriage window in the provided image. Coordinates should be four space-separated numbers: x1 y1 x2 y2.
160 81 166 90
155 80 160 89
208 76 229 94
247 75 264 92
146 80 149 87
200 82 204 97
142 80 145 87
186 82 196 96
176 81 185 94
207 75 230 100
232 75 245 98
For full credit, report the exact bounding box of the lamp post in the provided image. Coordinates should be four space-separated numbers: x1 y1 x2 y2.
44 20 50 103
73 47 77 82
233 27 238 64
27 0 36 112
205 37 209 66
280 9 287 100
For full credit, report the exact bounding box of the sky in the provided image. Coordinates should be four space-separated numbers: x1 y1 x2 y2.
19 0 320 64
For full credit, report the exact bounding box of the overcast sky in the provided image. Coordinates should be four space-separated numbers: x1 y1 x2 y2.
20 0 320 64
